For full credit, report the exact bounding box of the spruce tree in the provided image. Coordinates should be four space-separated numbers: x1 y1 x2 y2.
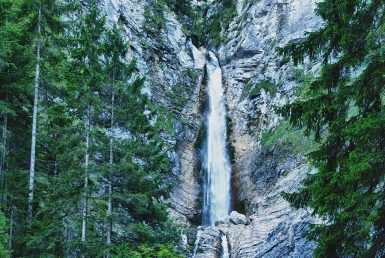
102 24 178 254
278 0 385 257
18 0 69 227
0 0 25 202
103 24 135 256
0 0 79 255
26 72 85 255
65 0 107 251
0 0 35 254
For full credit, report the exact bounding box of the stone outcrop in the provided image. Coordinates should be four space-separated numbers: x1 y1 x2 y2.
229 211 250 226
101 0 323 257
194 227 222 258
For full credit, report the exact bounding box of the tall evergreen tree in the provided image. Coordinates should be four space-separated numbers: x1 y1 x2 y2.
103 24 136 257
65 0 107 250
25 52 85 256
278 0 385 257
0 0 35 254
0 0 25 202
102 24 178 255
19 0 68 227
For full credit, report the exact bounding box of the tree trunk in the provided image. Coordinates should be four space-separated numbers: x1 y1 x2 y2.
82 106 90 242
106 72 115 258
8 204 13 252
53 157 58 192
28 6 41 227
0 90 8 203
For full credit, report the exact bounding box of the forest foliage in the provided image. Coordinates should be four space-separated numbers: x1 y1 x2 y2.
278 0 385 257
143 0 237 47
0 0 181 256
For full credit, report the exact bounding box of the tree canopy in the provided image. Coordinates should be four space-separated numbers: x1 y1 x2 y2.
278 0 385 257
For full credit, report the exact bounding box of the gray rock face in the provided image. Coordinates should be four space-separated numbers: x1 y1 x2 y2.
100 0 206 225
199 0 322 257
101 0 322 257
229 211 250 225
194 227 222 258
225 149 317 258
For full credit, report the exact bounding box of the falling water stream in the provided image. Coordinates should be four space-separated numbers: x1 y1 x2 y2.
197 51 231 258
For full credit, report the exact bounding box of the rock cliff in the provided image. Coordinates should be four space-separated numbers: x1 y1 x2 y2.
101 0 322 257
101 0 206 225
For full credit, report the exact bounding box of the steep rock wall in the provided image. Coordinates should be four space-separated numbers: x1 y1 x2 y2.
219 0 321 215
211 0 322 257
189 0 322 257
101 0 323 257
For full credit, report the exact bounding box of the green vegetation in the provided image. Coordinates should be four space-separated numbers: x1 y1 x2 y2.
235 200 247 214
288 68 314 97
142 0 238 48
248 80 276 97
226 116 236 164
279 56 290 67
195 123 207 150
0 0 181 256
278 0 385 256
261 121 318 154
142 0 196 37
161 68 198 115
0 212 10 256
203 0 237 47
143 3 167 35
112 243 184 258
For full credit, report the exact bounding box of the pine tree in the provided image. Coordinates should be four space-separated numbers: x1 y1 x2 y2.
278 0 385 257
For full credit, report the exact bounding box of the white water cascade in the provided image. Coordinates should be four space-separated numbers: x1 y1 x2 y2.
192 228 203 257
221 235 230 258
201 51 232 257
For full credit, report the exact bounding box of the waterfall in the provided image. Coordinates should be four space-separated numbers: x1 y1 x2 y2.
192 228 203 257
195 51 231 258
202 51 232 226
221 235 230 258
193 52 231 258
